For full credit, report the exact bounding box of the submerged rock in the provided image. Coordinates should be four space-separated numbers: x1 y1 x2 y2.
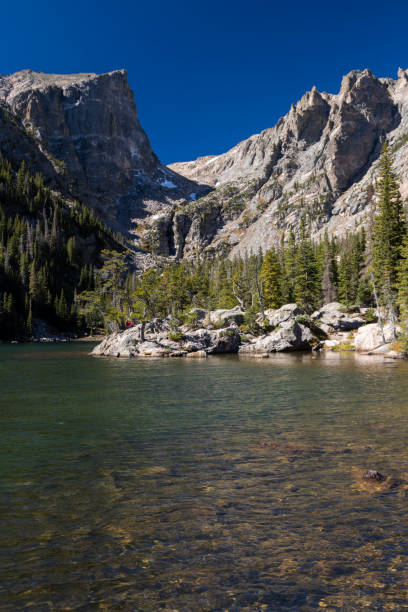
185 349 207 358
253 440 323 460
351 467 404 493
363 470 385 482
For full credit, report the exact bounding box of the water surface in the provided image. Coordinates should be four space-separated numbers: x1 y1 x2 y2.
1 344 408 610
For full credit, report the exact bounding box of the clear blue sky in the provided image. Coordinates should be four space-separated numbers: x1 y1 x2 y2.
2 1 408 164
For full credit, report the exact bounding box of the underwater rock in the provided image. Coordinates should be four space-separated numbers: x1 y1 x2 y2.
351 467 405 493
363 470 385 482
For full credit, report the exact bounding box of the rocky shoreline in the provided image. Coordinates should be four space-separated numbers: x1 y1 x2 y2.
92 302 402 360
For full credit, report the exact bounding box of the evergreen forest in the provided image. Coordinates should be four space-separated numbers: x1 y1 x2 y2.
2 144 408 349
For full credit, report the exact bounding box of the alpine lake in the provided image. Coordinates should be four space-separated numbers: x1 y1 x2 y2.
1 342 408 611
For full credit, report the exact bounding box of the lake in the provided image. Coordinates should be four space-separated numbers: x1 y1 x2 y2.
1 343 408 610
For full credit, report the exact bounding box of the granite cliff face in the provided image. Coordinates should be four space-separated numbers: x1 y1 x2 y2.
2 67 408 260
0 69 208 236
167 68 408 257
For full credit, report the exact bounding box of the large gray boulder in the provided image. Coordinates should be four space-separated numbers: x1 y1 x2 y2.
183 306 244 329
239 320 320 354
207 306 245 326
92 318 240 357
354 323 397 352
260 304 305 328
311 302 365 332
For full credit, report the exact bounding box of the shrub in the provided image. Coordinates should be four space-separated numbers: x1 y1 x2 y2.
181 311 201 328
295 315 327 340
168 331 183 342
364 308 377 323
331 341 355 352
243 310 262 335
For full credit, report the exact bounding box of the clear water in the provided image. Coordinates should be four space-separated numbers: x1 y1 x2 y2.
1 344 408 611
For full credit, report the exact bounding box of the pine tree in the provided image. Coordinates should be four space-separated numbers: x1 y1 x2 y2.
372 143 405 334
26 302 33 337
320 233 337 304
397 232 408 353
67 236 76 263
259 250 283 308
282 230 297 303
294 221 320 310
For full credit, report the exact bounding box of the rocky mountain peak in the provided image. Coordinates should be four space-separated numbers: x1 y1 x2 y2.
166 67 408 259
0 68 208 236
2 66 408 264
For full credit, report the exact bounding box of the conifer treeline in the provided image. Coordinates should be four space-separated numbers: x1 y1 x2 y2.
0 154 123 339
81 225 369 335
78 145 408 343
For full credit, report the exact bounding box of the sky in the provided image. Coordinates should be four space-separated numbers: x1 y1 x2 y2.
2 0 408 164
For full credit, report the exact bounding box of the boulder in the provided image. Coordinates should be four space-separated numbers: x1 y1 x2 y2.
239 320 318 354
92 318 240 357
354 323 396 352
363 470 385 482
185 350 207 359
324 339 340 349
207 306 245 327
259 303 305 328
183 307 244 329
311 302 365 332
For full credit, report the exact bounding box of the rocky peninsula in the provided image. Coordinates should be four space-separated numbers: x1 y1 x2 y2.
92 302 400 359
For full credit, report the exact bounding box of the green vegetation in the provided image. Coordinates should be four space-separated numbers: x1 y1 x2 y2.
0 155 124 340
3 144 408 347
76 223 373 334
391 133 408 154
371 143 406 341
168 331 183 342
295 314 326 340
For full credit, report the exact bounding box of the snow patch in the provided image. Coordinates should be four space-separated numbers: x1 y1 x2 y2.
189 193 196 201
64 98 82 110
159 179 177 189
130 146 140 158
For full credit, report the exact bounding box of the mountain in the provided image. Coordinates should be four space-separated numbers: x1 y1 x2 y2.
167 68 408 256
1 67 408 263
0 69 209 237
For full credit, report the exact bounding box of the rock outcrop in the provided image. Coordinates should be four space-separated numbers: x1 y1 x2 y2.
239 320 322 355
91 302 406 359
240 304 326 354
311 302 365 333
354 323 397 353
259 303 305 328
92 318 240 357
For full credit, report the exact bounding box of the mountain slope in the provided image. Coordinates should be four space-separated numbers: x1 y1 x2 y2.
168 68 408 256
2 67 408 262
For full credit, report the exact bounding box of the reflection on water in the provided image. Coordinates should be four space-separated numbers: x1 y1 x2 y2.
1 344 408 610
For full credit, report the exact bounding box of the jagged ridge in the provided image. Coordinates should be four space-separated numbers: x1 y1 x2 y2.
167 68 408 257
